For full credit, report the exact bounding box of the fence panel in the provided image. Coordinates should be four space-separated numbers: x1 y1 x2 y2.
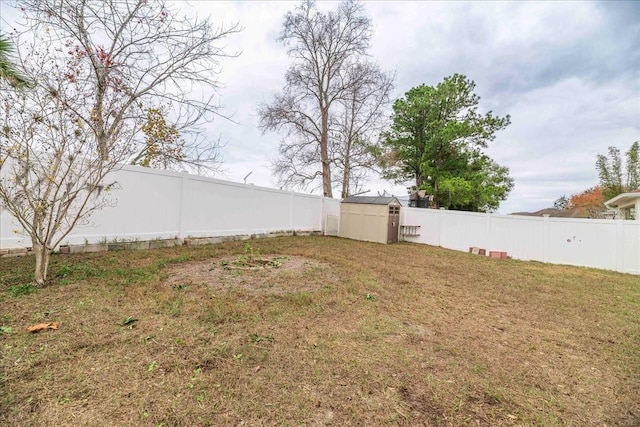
0 163 334 249
487 215 548 261
401 207 639 275
620 221 640 274
73 166 184 242
321 197 341 236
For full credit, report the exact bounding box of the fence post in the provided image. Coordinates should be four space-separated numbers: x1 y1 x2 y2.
249 184 255 235
289 191 295 232
615 219 625 273
320 196 325 233
486 212 492 254
437 208 443 247
177 173 188 239
543 214 550 263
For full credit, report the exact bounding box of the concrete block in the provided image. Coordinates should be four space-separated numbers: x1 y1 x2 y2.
469 247 487 256
149 238 182 249
489 251 508 259
127 241 150 251
0 249 9 256
69 244 86 254
149 240 168 249
85 243 108 253
107 242 127 252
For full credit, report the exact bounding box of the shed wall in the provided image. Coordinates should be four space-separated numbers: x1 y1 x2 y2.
339 203 389 244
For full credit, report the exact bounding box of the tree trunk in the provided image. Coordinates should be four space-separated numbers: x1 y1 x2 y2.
33 242 51 286
341 168 349 199
433 179 439 208
320 108 333 198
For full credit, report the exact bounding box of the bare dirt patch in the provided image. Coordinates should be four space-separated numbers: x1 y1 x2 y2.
165 255 335 295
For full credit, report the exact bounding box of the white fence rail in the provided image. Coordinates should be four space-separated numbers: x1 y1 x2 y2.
1 164 341 249
401 207 640 275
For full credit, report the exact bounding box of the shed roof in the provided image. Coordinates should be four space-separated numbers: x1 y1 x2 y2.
341 196 400 205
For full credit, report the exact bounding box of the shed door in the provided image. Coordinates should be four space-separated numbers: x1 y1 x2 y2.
387 205 400 243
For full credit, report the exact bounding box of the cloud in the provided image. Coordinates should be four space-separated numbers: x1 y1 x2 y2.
3 0 638 214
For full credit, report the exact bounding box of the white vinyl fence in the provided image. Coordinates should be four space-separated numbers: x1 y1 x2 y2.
3 161 638 275
402 207 640 275
0 164 341 249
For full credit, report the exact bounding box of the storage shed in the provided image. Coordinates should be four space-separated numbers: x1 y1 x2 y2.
339 196 401 244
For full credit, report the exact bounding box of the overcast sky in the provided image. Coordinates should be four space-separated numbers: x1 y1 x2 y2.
2 1 639 213
187 0 639 214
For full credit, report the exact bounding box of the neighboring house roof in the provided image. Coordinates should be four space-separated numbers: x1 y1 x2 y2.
510 207 601 218
396 195 410 207
605 188 640 209
341 196 400 205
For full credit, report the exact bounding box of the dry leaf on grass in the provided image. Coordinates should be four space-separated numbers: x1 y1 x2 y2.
27 322 58 333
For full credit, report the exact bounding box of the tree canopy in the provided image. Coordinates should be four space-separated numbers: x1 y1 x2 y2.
11 0 239 174
381 74 512 212
596 141 640 200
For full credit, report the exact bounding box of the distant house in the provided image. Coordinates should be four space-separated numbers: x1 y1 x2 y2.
408 190 433 208
605 189 640 220
510 207 600 219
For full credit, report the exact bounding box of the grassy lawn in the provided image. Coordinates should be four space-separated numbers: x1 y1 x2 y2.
0 236 638 426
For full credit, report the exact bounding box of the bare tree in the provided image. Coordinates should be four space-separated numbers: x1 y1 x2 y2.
12 0 240 174
0 0 239 284
259 0 392 198
330 61 394 198
0 41 130 285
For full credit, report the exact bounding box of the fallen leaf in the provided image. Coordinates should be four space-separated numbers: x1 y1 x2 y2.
27 322 58 333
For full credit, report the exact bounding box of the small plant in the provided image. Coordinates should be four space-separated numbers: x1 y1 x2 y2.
221 243 271 269
147 361 158 372
244 242 261 263
365 293 376 301
220 245 288 271
8 283 37 298
250 333 274 344
0 326 13 334
268 256 289 268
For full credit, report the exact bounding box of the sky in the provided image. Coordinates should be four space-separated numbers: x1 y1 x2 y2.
2 1 639 214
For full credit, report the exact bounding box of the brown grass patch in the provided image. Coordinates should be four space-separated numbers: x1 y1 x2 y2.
0 236 638 426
